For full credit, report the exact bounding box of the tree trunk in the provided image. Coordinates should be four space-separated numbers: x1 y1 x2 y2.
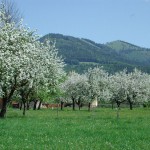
88 102 91 111
37 100 42 110
78 99 81 110
127 95 133 110
72 98 75 111
0 98 7 118
33 100 38 110
0 80 17 118
20 102 22 110
60 101 64 110
129 101 133 110
79 104 81 110
23 102 26 115
116 101 120 109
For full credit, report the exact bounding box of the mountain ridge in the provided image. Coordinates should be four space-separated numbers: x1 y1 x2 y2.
106 40 145 51
40 33 150 73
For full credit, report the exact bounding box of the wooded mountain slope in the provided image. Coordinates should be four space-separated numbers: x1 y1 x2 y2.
40 33 150 73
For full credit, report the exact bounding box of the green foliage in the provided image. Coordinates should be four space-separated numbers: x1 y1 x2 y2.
0 108 150 150
106 40 141 51
40 34 150 74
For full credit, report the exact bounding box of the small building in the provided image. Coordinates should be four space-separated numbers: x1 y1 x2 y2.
12 101 19 108
91 97 98 108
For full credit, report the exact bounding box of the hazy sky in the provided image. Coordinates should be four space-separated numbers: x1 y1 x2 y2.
15 0 150 48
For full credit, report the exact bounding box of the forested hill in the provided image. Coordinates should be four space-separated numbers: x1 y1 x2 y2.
40 33 150 73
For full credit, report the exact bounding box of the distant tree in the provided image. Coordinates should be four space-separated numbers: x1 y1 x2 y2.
108 70 128 109
86 67 109 111
108 69 149 110
126 69 149 110
62 72 89 110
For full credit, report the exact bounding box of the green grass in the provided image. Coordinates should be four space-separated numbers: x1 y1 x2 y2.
0 108 150 150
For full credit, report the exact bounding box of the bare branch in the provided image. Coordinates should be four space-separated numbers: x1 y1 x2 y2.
0 0 22 24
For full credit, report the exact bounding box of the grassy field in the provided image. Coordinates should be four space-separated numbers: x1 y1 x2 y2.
0 107 150 150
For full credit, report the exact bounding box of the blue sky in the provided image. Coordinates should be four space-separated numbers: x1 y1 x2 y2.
15 0 150 48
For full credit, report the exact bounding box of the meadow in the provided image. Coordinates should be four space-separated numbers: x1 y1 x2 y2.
0 107 150 150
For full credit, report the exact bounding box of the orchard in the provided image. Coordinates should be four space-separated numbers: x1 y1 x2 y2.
0 1 150 118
